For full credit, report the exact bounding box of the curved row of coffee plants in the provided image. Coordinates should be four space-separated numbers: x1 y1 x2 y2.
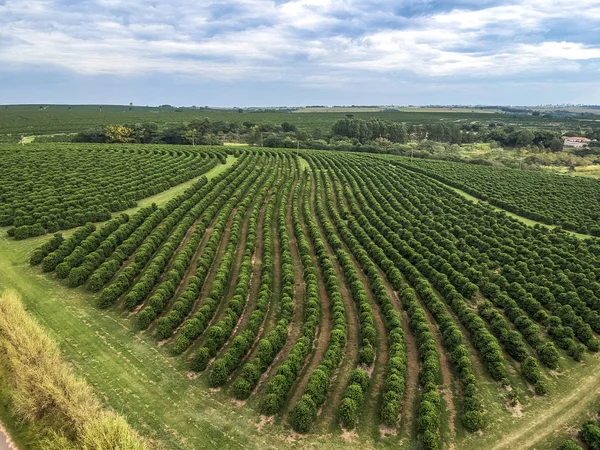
137 154 277 333
168 154 275 354
203 160 283 386
96 152 254 310
288 173 348 433
151 154 261 340
193 158 282 378
258 168 322 417
369 159 599 361
24 146 600 447
323 154 485 436
312 164 409 430
393 156 600 235
1 143 224 239
230 158 297 400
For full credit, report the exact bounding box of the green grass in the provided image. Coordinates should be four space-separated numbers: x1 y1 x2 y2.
298 155 311 172
127 154 237 215
1 148 600 449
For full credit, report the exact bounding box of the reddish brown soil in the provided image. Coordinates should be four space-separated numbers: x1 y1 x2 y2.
186 195 256 355
132 216 202 315
418 295 457 435
335 167 459 436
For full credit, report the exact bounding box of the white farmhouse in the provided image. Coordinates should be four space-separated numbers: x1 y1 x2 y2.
564 136 592 147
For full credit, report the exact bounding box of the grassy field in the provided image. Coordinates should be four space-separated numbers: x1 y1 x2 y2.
0 104 589 139
542 164 600 179
1 148 600 449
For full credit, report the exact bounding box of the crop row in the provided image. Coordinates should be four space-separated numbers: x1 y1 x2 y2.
3 144 223 238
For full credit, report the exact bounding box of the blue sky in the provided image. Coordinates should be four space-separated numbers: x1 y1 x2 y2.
1 0 600 106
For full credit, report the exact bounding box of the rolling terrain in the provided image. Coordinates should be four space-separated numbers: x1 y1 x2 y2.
1 144 600 449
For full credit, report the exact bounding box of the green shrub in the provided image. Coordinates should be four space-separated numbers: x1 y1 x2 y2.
338 398 358 429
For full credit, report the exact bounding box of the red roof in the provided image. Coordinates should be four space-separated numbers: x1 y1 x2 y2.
565 136 591 141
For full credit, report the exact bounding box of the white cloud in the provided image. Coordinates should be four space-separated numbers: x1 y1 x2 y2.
0 0 599 85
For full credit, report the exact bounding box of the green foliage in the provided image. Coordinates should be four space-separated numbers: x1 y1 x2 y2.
190 348 210 372
338 398 358 429
1 144 220 238
289 395 317 434
582 422 600 450
401 157 600 234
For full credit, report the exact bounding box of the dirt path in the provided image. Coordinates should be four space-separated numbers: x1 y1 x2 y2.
226 184 285 382
397 304 420 434
256 169 305 392
489 371 600 450
312 171 360 427
187 196 255 354
285 174 332 409
329 167 417 434
337 162 459 437
152 218 216 328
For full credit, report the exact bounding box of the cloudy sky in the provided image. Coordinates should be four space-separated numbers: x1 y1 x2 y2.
1 0 600 106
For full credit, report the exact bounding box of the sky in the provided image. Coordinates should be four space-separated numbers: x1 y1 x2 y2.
1 0 600 106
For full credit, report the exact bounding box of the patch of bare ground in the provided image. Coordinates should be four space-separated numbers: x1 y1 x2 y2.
187 371 200 380
312 171 360 427
256 415 274 432
286 175 332 409
341 427 359 441
507 400 523 418
379 424 399 437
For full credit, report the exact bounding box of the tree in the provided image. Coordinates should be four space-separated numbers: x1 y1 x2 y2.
515 129 535 146
550 138 564 152
186 129 199 146
281 122 297 133
248 126 263 146
104 125 135 143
